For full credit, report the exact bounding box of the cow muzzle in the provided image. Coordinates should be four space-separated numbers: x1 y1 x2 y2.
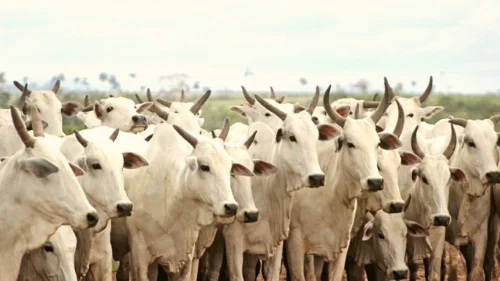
307 174 325 188
244 211 259 223
391 269 408 280
383 201 405 214
367 178 384 192
432 215 451 226
485 171 500 184
86 212 99 228
130 115 148 133
116 203 133 217
223 203 238 216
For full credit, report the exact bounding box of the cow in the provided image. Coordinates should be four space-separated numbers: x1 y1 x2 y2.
17 226 78 281
0 106 97 281
285 79 401 281
0 84 29 127
12 80 84 137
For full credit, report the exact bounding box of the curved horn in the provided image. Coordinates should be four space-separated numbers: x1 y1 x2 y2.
370 77 394 124
254 94 287 121
270 86 276 99
156 98 172 107
353 103 361 119
146 89 154 102
30 107 44 137
419 76 433 104
134 94 144 104
449 118 467 128
15 83 29 111
180 89 185 102
10 106 35 148
173 125 198 148
489 114 500 124
372 93 379 101
52 80 61 94
362 101 380 109
323 85 346 128
306 86 320 115
74 130 88 147
244 131 257 149
109 128 119 142
148 103 169 121
190 90 211 114
442 124 457 160
241 86 255 105
218 118 230 141
211 130 217 139
14 81 32 95
410 125 425 159
393 98 404 138
84 95 90 107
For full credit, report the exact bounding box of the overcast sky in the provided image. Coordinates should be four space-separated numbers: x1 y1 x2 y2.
1 0 499 94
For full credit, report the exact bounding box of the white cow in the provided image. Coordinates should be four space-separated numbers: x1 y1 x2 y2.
0 83 29 127
0 107 97 281
285 81 402 281
78 96 153 133
17 226 78 281
13 80 84 137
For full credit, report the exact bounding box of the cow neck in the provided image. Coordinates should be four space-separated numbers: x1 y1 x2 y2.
329 147 364 205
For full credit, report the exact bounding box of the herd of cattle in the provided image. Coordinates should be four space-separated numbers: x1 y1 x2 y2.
0 77 499 281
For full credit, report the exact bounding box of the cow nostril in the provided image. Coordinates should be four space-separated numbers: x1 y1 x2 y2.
132 115 139 122
433 216 451 226
486 171 500 184
389 202 405 213
224 204 238 216
244 211 259 223
392 270 408 280
86 212 99 227
367 179 384 191
308 174 325 187
117 203 133 217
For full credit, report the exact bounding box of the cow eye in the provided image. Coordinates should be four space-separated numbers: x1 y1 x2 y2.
107 107 114 113
407 113 414 118
92 163 102 170
347 142 355 148
467 141 476 148
422 176 428 185
265 113 271 117
377 232 385 239
200 165 210 172
289 136 297 142
43 245 54 252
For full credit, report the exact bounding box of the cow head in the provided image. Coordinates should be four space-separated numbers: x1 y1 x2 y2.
409 124 466 226
5 106 97 229
449 116 500 188
82 96 152 133
253 87 339 190
362 210 428 280
13 80 84 137
72 129 148 222
324 78 402 192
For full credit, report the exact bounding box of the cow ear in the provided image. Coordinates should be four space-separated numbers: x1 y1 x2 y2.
399 151 422 166
294 103 306 113
68 162 85 176
185 156 198 171
253 160 278 176
335 105 350 118
18 157 59 178
362 221 374 241
276 128 283 143
231 162 255 177
230 106 247 118
450 167 467 182
122 152 149 169
317 124 341 141
61 101 84 117
422 106 444 119
76 156 89 171
411 168 419 182
378 132 402 150
94 102 104 119
144 134 153 142
405 220 429 237
136 102 153 113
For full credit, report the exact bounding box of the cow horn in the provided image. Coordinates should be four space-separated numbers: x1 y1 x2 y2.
180 89 185 102
270 86 276 99
148 103 169 121
84 95 90 107
218 118 230 141
135 94 144 104
211 130 217 139
323 85 346 128
448 118 468 128
254 94 287 121
10 106 35 148
190 90 211 114
418 76 433 104
372 93 379 101
110 128 119 142
30 107 44 138
52 80 61 94
14 81 32 95
353 103 361 119
306 86 320 115
156 98 172 107
370 77 394 124
15 83 29 111
393 98 404 138
442 124 456 160
146 89 154 102
74 130 88 147
362 101 380 109
241 86 255 105
410 125 425 159
489 114 500 124
173 125 198 148
244 131 257 149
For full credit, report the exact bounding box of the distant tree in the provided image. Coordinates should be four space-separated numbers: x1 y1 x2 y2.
81 77 89 86
299 77 308 87
108 75 120 90
129 73 136 78
74 77 80 84
140 86 146 92
22 76 28 83
411 80 416 89
0 72 5 86
0 92 10 107
193 81 200 90
99 72 108 82
394 82 404 93
244 68 253 77
353 79 369 94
